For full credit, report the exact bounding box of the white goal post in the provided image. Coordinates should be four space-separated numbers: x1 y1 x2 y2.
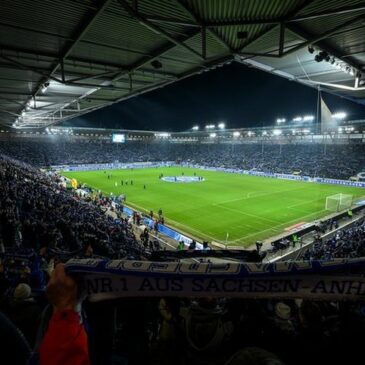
325 193 353 212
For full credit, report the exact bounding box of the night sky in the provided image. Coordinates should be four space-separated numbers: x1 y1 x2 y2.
65 62 365 132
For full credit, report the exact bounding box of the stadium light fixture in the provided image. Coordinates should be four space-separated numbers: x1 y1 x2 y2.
218 122 225 129
293 116 303 122
205 124 215 129
303 115 314 122
276 118 286 124
209 132 217 138
41 82 50 93
233 131 240 137
332 112 347 119
192 126 199 131
155 132 170 138
273 129 282 136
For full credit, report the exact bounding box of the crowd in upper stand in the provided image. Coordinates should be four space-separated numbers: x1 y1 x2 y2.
1 138 365 179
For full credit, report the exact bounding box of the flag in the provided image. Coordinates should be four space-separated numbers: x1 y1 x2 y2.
71 178 78 189
321 97 336 133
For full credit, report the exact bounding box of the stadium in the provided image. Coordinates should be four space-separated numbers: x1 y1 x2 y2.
1 1 365 365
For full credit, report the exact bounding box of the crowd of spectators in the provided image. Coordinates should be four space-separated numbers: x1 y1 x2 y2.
301 218 365 260
1 137 365 179
1 141 365 364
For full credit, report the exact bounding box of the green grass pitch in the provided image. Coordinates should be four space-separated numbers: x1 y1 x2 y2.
62 167 365 247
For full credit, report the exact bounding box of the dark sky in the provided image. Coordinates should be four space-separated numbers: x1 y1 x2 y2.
65 62 365 131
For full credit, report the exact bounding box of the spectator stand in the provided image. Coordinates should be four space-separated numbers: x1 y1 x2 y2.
265 204 365 262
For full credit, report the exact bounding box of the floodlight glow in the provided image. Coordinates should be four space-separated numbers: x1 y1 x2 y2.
218 122 225 129
233 131 240 137
332 112 347 119
192 125 199 131
293 117 303 122
338 127 343 133
155 132 170 138
273 129 282 136
209 132 217 138
303 115 314 121
205 124 215 129
276 118 286 123
247 131 253 137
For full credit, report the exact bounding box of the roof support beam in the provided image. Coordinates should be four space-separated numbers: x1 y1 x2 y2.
0 45 177 79
30 0 114 100
235 0 317 54
194 3 365 27
288 4 365 23
174 0 234 53
117 0 204 60
279 23 285 56
111 28 201 82
284 16 365 72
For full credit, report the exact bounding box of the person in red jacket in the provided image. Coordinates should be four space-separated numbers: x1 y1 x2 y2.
39 263 90 365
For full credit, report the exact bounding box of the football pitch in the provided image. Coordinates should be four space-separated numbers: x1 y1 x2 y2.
62 167 365 247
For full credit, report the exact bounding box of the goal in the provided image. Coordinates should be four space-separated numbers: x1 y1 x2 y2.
325 193 353 212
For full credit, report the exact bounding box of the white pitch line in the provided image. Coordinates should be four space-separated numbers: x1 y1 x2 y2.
286 197 322 209
213 203 283 225
233 209 328 242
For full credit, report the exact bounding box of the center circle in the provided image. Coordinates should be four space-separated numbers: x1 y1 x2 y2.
161 176 205 183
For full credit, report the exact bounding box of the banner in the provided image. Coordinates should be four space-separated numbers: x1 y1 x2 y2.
66 258 365 302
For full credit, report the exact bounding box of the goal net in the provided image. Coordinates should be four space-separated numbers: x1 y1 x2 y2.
325 193 353 212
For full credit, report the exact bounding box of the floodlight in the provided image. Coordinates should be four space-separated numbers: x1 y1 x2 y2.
154 132 170 138
276 118 286 123
293 117 302 122
205 124 215 129
192 126 199 131
218 122 225 129
303 115 314 121
233 131 240 137
338 127 343 133
273 129 282 136
332 112 347 119
247 131 253 137
210 132 217 138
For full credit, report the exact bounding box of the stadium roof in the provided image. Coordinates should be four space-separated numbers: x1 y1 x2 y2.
1 0 365 129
